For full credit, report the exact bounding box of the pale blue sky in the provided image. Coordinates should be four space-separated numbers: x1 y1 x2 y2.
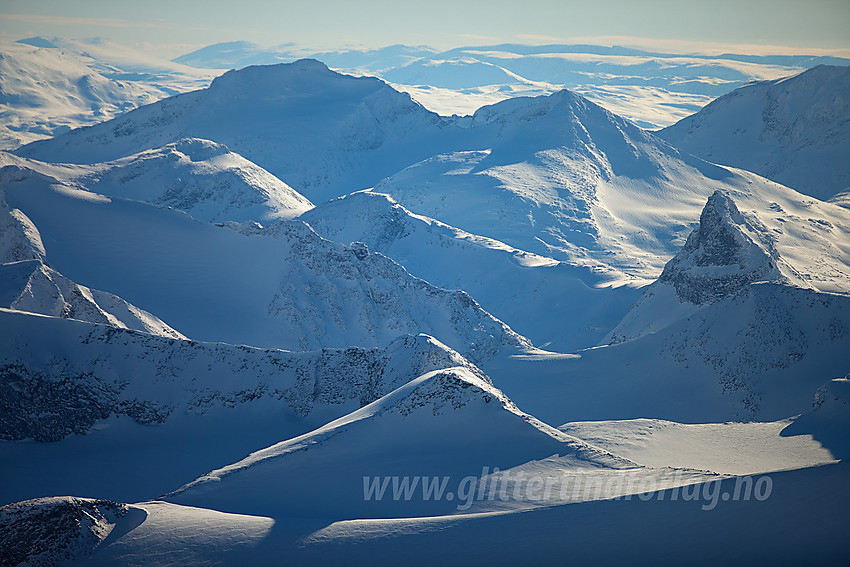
1 0 848 55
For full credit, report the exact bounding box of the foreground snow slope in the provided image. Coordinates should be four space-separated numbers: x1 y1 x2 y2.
1 139 313 223
0 306 485 502
659 65 850 201
0 166 530 361
300 190 641 351
5 463 847 567
15 59 456 203
165 366 636 518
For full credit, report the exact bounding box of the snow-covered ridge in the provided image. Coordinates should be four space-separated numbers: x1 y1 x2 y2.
164 365 635 518
0 187 185 338
14 59 454 203
0 308 481 441
300 189 642 352
2 139 313 223
1 166 531 360
659 65 850 200
0 260 185 340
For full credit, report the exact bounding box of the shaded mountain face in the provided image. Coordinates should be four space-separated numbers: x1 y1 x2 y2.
0 260 185 340
0 178 184 338
300 190 642 353
659 65 850 201
15 59 456 203
0 306 478 442
0 166 530 362
0 497 132 567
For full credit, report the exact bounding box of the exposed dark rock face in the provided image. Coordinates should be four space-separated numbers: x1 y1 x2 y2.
658 190 785 305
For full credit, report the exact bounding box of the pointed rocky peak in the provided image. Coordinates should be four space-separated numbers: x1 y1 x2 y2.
658 190 788 304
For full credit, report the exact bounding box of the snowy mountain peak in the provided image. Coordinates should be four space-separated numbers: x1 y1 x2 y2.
207 58 334 91
164 365 632 518
0 196 46 264
3 140 314 224
14 59 450 202
0 259 186 339
657 190 789 305
659 65 850 200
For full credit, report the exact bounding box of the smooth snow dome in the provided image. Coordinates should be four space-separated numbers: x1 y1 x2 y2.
2 138 314 223
660 65 850 201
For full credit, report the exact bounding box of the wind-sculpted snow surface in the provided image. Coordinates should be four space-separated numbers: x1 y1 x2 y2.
660 65 850 201
0 308 479 441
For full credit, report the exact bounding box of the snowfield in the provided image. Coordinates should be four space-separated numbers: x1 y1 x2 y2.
1 41 848 566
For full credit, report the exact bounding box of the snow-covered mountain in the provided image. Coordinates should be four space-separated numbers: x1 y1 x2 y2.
3 43 849 566
14 59 456 203
165 365 635 518
172 41 849 128
607 190 811 342
0 165 530 362
0 38 217 150
374 89 850 286
0 260 185 339
659 65 850 200
487 191 850 424
2 138 313 223
0 187 185 338
300 190 641 351
0 309 477 443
